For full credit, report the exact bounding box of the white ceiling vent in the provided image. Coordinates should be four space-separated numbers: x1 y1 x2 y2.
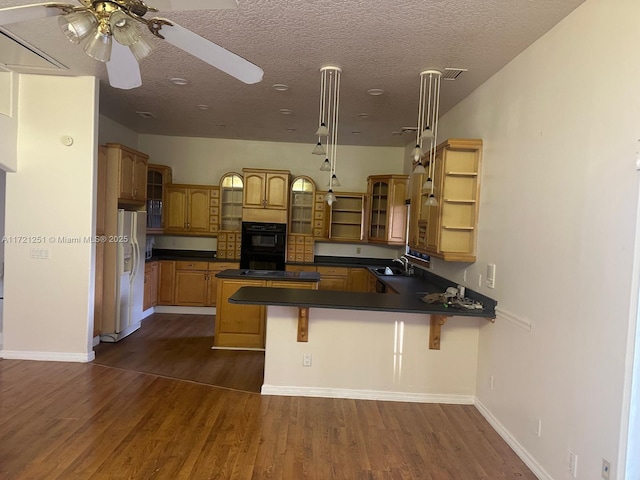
0 28 65 71
443 68 468 80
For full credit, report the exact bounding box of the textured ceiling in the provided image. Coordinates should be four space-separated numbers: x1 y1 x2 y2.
0 0 585 147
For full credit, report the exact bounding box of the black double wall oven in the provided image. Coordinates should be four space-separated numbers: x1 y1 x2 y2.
240 222 287 271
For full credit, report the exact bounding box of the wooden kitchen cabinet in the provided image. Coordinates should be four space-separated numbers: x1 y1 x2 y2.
143 261 158 310
106 143 148 204
146 164 172 234
174 261 209 306
316 265 349 291
325 192 367 242
157 260 176 305
347 267 372 293
368 174 409 245
214 277 318 349
409 138 483 262
242 168 290 223
165 185 212 235
207 262 239 306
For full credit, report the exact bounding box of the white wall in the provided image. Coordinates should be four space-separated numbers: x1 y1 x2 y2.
0 74 98 362
263 306 481 402
0 70 18 172
423 1 640 478
98 114 139 148
137 134 405 258
138 135 404 194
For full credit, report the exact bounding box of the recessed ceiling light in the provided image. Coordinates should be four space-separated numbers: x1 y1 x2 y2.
196 104 210 110
136 111 156 119
170 77 188 85
279 108 293 115
358 113 370 119
273 84 289 91
366 88 385 96
215 124 227 128
286 128 296 132
352 131 362 135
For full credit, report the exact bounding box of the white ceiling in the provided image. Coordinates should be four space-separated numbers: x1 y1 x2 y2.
0 0 585 147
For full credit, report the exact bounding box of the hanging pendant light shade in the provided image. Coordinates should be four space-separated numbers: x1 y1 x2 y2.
324 189 337 206
425 193 438 207
320 158 331 171
412 162 427 175
312 141 326 155
411 69 442 195
328 173 341 187
315 122 329 136
313 65 342 203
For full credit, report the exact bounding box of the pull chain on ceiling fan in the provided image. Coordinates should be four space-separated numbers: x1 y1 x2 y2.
0 0 264 89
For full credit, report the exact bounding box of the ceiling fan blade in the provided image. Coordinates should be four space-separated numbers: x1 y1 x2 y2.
160 22 263 84
149 0 238 12
106 42 142 90
0 3 70 26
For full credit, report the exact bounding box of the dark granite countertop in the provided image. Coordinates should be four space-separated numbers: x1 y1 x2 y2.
216 269 320 282
146 249 219 263
229 286 494 318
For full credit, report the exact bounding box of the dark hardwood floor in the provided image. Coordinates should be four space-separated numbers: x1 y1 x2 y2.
0 313 538 479
93 313 265 393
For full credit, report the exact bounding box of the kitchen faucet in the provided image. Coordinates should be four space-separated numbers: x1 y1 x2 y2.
393 255 412 274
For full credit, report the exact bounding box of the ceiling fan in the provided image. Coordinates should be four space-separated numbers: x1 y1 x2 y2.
0 0 264 89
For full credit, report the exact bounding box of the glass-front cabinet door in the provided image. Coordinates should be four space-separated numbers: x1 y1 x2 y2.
289 176 315 235
369 180 389 241
219 173 244 231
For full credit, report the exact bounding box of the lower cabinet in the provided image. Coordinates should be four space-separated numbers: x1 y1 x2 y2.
143 261 158 310
214 278 317 349
287 265 375 293
170 261 239 307
157 260 176 305
316 266 349 291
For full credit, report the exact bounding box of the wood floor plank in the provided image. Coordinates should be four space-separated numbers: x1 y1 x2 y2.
1 313 538 479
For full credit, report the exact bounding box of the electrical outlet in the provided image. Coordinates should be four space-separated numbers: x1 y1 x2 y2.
478 273 482 288
602 458 611 480
303 353 312 367
568 452 578 478
534 418 542 437
489 375 494 390
463 268 467 281
356 247 361 254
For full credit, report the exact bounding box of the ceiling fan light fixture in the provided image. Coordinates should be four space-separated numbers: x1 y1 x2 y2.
110 10 140 46
129 35 153 62
84 26 112 62
58 11 97 44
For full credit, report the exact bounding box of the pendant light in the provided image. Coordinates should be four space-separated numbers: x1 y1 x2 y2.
314 66 342 204
411 70 442 206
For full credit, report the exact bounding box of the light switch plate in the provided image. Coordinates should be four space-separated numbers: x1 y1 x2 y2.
486 263 496 288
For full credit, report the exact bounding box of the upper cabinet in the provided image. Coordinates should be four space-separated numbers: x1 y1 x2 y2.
289 176 315 235
106 143 148 205
146 164 173 234
165 185 212 235
219 172 243 232
242 168 290 223
367 174 409 245
408 138 483 262
325 192 367 242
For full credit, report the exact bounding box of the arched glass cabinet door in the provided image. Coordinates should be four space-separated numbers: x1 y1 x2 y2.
220 172 244 231
289 176 315 235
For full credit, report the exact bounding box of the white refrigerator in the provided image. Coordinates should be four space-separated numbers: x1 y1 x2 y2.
100 209 146 343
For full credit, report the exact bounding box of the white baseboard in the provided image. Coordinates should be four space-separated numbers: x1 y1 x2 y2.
0 349 95 363
153 306 216 315
474 399 550 480
261 385 475 405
